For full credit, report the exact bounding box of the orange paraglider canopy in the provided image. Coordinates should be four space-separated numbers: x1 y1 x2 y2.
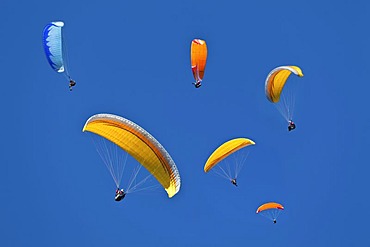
256 202 284 213
191 39 207 82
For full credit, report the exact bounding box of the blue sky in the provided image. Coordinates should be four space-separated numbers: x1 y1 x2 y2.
1 0 370 246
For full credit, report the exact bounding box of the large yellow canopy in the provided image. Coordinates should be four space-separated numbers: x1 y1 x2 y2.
204 138 255 173
265 66 304 103
191 39 207 81
82 113 181 198
256 202 284 213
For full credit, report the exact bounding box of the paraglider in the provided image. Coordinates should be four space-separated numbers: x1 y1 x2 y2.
82 113 181 201
204 138 255 186
69 80 76 90
256 202 284 223
288 120 296 131
231 178 237 187
43 21 76 91
115 188 126 201
265 66 303 131
191 39 207 88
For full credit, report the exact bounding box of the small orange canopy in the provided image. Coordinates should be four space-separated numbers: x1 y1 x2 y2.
256 202 284 213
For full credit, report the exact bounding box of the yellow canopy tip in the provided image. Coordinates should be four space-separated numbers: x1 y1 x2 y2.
82 115 96 132
165 187 178 198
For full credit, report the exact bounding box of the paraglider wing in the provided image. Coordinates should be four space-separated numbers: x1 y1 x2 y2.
265 66 304 103
42 21 65 73
256 202 284 213
256 202 284 222
82 114 181 198
204 138 255 173
191 39 207 81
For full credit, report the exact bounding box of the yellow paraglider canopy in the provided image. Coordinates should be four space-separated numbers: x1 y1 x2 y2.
204 138 255 173
83 114 181 198
265 66 304 103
